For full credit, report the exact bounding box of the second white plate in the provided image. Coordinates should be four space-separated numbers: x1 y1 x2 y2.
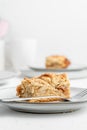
29 63 87 72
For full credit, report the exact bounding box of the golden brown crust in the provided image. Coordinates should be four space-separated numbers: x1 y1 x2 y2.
45 55 71 69
16 73 70 102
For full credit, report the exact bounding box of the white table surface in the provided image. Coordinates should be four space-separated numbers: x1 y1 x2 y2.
0 77 87 130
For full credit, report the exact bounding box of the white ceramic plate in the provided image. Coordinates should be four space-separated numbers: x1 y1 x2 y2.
0 71 19 85
21 68 87 80
0 87 87 113
29 64 87 72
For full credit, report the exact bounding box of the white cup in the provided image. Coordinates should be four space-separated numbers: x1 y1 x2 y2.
8 38 37 70
0 40 5 70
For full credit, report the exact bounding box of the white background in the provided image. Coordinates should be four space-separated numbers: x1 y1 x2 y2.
0 0 87 67
0 1 87 130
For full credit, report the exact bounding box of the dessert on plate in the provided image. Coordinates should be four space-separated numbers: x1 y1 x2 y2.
16 73 70 102
45 55 71 69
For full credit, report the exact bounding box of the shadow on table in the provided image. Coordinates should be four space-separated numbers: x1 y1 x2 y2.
0 104 86 118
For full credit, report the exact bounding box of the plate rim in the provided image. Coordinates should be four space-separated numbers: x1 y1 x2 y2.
29 63 87 72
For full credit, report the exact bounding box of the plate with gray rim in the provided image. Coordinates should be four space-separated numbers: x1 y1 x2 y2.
29 63 87 72
0 86 87 113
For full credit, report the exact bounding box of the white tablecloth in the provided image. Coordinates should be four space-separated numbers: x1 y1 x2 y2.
0 77 87 130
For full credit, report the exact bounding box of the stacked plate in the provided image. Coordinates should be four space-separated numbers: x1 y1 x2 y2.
0 71 19 85
21 63 87 79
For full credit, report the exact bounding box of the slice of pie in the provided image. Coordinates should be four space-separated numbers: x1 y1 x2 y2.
16 73 70 102
45 55 71 69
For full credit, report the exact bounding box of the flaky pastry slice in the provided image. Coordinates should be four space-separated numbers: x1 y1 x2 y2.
16 73 70 102
45 55 71 69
